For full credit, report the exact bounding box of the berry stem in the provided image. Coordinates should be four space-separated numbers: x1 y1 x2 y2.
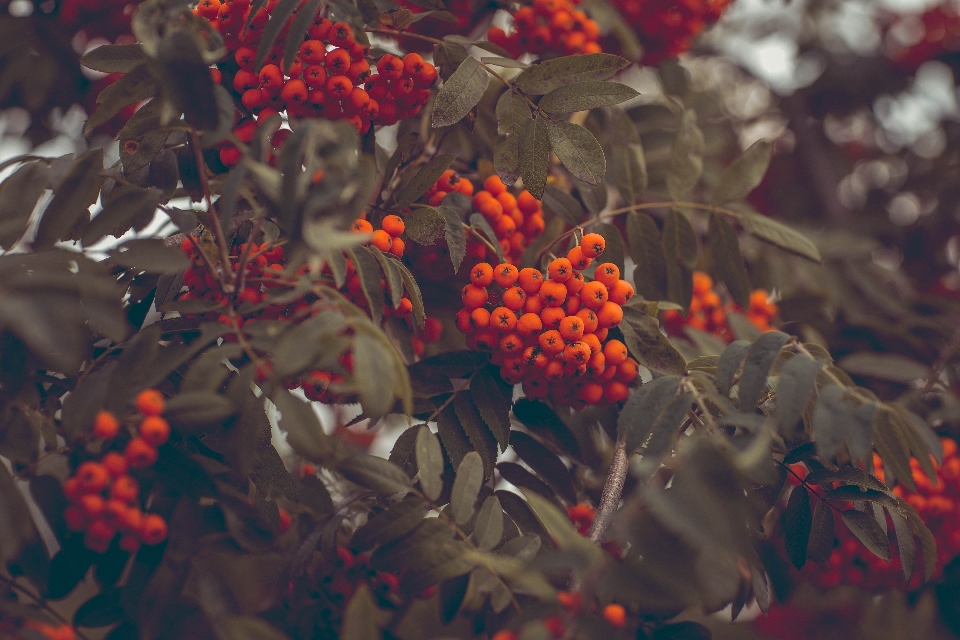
587 431 628 543
189 128 236 293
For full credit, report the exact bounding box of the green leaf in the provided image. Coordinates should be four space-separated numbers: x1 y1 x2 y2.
716 340 750 397
405 207 446 245
707 213 751 309
451 452 484 525
497 90 532 136
737 331 790 410
593 222 626 274
474 496 504 550
626 211 667 301
842 509 891 561
0 162 49 250
812 385 853 460
163 392 236 429
823 487 902 514
416 426 445 501
470 369 512 451
497 462 561 506
519 117 551 199
433 56 490 128
352 328 402 419
874 409 916 492
433 41 469 81
109 238 191 273
35 149 105 250
546 120 605 185
783 487 812 569
711 139 772 205
80 43 146 73
539 81 638 114
661 209 697 312
837 352 929 384
271 390 347 464
613 142 647 206
542 185 584 226
620 307 686 376
739 211 822 263
85 65 156 133
776 352 822 436
438 195 468 273
511 398 582 461
395 261 426 329
339 455 412 495
351 498 429 552
574 177 607 215
617 375 682 454
340 585 382 640
889 509 916 582
906 505 937 580
396 153 458 208
804 467 888 492
469 213 507 265
74 588 124 628
807 501 835 563
666 109 704 201
514 53 630 95
510 432 576 505
345 247 386 325
82 186 162 247
495 135 521 186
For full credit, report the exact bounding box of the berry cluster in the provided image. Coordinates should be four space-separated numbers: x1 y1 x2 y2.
885 4 960 70
197 0 436 135
2 620 77 640
487 0 602 59
794 438 960 591
408 173 546 282
62 390 170 555
456 234 640 408
661 271 778 343
58 0 133 41
608 0 731 65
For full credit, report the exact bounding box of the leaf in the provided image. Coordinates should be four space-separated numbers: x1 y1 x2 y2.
34 149 105 250
74 588 124 628
339 455 412 495
109 238 191 273
889 509 916 582
509 432 577 505
404 207 446 245
471 369 512 451
874 409 916 492
495 135 521 186
824 486 902 514
717 340 750 396
707 213 751 309
163 392 236 429
497 91 532 135
511 399 582 460
438 192 470 273
739 211 822 263
82 186 162 247
737 331 790 410
0 462 37 565
469 213 507 265
453 392 499 478
85 65 156 133
519 117 551 199
345 247 386 325
807 501 835 563
80 43 146 73
842 509 891 561
271 390 346 464
497 462 561 506
474 496 504 550
433 41 469 81
433 56 490 128
395 261 426 329
514 53 630 95
804 467 888 493
837 352 929 384
283 0 323 72
783 487 812 569
711 139 772 205
626 211 667 301
776 353 822 436
539 81 638 114
546 120 605 185
340 584 381 640
439 573 470 624
666 110 704 201
524 493 599 558
352 328 403 419
574 177 607 215
416 426 445 501
496 490 551 542
594 222 626 274
351 498 429 552
661 209 697 312
812 385 853 460
617 375 682 454
0 162 48 249
451 452 484 525
542 185 584 227
620 307 686 375
396 153 458 208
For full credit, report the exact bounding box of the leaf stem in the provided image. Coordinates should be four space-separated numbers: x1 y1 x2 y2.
189 128 235 293
587 431 628 543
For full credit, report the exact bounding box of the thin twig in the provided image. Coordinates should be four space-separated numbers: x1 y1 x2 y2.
587 432 628 543
189 128 235 292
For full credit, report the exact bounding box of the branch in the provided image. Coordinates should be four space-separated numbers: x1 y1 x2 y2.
587 431 628 543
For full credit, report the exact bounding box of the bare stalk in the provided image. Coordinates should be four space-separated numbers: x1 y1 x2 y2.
587 432 628 543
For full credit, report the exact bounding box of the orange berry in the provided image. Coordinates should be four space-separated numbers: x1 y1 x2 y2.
539 280 568 307
548 257 574 282
604 381 630 403
567 245 592 271
140 514 168 545
580 233 605 258
490 307 518 333
352 218 373 233
540 306 566 331
502 286 527 311
474 330 499 351
617 359 639 383
603 339 628 366
595 328 609 342
517 313 543 339
558 316 585 342
423 317 444 343
470 262 494 287
370 229 393 252
390 237 405 258
75 462 110 493
563 342 591 365
577 382 604 404
461 284 489 309
564 294 582 316
124 437 158 469
494 263 519 288
580 281 608 309
565 271 585 295
545 360 565 382
609 280 634 305
456 308 473 333
494 215 516 238
557 590 582 610
479 198 504 221
470 307 491 330
594 263 620 287
139 416 171 447
538 330 565 355
278 509 293 535
484 174 506 196
693 271 713 294
577 308 599 333
496 191 517 212
135 389 165 416
110 476 139 503
381 215 405 237
596 301 624 329
523 294 544 315
93 411 120 439
101 451 128 478
602 603 626 628
587 351 606 376
517 190 540 215
518 267 544 294
79 493 106 517
499 333 523 354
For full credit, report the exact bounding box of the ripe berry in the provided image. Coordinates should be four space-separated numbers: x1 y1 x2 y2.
139 416 171 447
381 215 405 237
602 603 626 627
135 389 165 416
377 54 404 79
76 462 110 493
93 411 120 439
125 438 158 469
594 262 620 287
140 514 169 545
580 233 606 258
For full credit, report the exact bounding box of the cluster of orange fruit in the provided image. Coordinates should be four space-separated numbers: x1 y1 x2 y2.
608 0 732 65
62 390 170 554
1 620 77 640
661 271 778 342
456 233 640 408
487 0 603 59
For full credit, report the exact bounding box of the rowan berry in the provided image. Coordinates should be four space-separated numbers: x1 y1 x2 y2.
490 307 518 333
324 48 352 74
539 280 568 307
558 315 585 342
609 280 635 305
604 381 630 403
596 301 624 329
370 229 393 252
101 451 128 478
470 262 494 287
587 352 606 377
381 215 405 237
499 333 524 353
125 438 158 469
326 75 353 98
462 284 489 310
494 215 517 238
414 63 438 88
565 271 585 295
470 307 491 330
580 281 608 309
539 330 565 355
594 263 620 287
523 294 544 315
580 233 606 258
492 632 518 640
539 306 564 331
577 382 604 404
85 519 115 553
135 389 165 416
352 218 374 233
494 263 520 288
501 286 527 311
76 462 110 493
548 257 574 282
377 54 405 79
258 64 284 91
140 514 169 545
545 359 565 381
517 267 544 294
110 476 139 503
603 339 628 366
278 509 293 535
423 317 444 343
474 330 499 351
93 411 120 439
79 494 106 518
484 175 507 196
563 341 591 366
617 359 639 383
139 416 171 447
329 21 355 47
65 505 87 532
455 309 474 333
396 297 413 316
567 245 592 271
280 78 308 104
603 603 626 627
389 237 405 258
